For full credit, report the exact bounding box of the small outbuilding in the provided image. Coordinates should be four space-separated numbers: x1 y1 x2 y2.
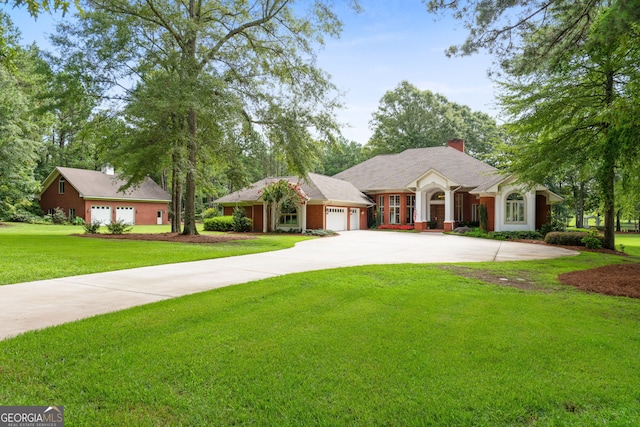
39 166 171 225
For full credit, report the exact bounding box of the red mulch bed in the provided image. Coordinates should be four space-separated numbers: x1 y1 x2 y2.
558 263 640 298
518 239 639 298
73 232 256 244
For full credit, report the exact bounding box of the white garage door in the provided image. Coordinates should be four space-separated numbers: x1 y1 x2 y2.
350 208 360 230
91 206 112 225
326 207 347 231
116 206 135 225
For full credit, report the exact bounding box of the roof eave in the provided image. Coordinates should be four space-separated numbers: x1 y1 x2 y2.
83 196 170 203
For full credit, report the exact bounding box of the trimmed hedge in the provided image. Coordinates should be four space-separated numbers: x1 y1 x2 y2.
377 224 414 230
456 229 543 240
491 231 542 240
544 231 605 247
203 216 234 232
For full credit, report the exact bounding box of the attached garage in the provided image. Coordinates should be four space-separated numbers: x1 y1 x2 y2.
91 206 112 225
326 207 347 231
215 173 372 233
116 206 135 224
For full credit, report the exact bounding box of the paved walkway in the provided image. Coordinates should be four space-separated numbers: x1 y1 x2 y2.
0 231 577 340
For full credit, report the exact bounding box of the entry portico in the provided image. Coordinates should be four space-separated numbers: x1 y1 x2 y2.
409 169 461 231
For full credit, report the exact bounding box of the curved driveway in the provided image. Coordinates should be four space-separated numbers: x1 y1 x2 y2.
0 231 576 340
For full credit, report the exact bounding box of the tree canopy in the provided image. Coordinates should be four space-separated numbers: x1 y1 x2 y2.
55 0 348 234
494 5 640 249
365 81 502 162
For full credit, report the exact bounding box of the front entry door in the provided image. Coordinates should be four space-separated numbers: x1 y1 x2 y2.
431 205 445 229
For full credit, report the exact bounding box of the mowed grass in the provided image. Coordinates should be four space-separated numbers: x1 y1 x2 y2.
0 223 310 284
616 233 640 256
1 253 639 426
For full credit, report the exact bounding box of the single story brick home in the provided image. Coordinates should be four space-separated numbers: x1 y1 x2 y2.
39 166 171 225
216 140 561 232
334 139 562 232
215 173 373 232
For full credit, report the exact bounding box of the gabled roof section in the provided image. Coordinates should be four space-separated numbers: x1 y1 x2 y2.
469 172 509 194
42 167 170 202
333 146 498 191
215 173 372 206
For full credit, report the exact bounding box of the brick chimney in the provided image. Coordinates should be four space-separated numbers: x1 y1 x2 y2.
448 139 465 153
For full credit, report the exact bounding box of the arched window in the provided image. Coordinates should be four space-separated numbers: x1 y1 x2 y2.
505 192 525 223
431 191 445 201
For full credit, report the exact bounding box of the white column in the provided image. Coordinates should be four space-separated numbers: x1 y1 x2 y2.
444 189 454 223
527 191 536 231
301 203 307 232
494 193 503 232
415 191 425 222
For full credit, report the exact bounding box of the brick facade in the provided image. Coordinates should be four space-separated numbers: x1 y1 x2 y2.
536 194 551 230
479 196 496 232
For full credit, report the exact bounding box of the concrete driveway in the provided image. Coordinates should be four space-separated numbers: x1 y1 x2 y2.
0 231 576 340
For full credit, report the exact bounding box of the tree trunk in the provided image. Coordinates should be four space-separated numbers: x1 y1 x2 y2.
601 70 616 250
616 209 621 232
576 182 584 228
602 162 615 250
182 107 199 235
171 164 182 233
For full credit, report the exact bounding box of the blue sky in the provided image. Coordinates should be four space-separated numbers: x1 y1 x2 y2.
3 0 498 146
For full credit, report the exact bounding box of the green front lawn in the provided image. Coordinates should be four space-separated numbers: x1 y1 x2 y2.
0 223 310 285
1 253 639 426
616 233 640 256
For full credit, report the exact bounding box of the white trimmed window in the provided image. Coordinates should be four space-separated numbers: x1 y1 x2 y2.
69 208 76 221
505 192 526 223
389 195 400 224
472 204 479 222
405 195 415 224
58 177 65 194
378 195 385 223
279 205 298 226
455 193 464 221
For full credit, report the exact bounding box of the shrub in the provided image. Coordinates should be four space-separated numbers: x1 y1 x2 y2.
203 216 234 232
106 219 133 235
51 207 68 225
545 231 605 247
490 231 543 241
72 216 86 226
7 210 41 223
539 217 566 236
452 229 542 240
581 227 603 249
232 207 252 232
478 204 488 231
202 207 220 219
83 220 102 234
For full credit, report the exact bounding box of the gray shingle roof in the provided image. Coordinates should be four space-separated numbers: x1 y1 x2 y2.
44 167 170 201
333 146 498 191
215 173 372 205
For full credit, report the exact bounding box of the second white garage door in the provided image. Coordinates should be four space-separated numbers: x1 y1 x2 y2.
116 206 135 225
326 207 347 231
350 208 360 230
